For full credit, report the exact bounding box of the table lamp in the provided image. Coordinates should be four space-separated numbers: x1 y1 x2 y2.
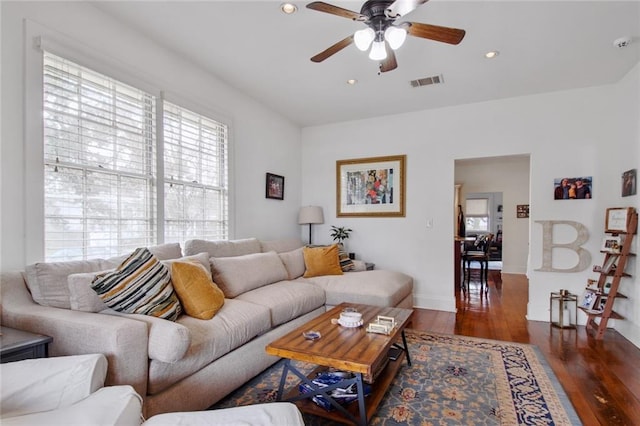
298 206 324 244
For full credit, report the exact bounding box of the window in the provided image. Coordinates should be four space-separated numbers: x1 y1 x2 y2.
465 198 489 232
43 52 228 261
163 102 228 243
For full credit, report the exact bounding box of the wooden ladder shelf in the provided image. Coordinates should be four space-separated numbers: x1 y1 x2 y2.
582 209 637 340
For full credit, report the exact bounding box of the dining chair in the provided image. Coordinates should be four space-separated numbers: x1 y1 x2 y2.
462 233 494 293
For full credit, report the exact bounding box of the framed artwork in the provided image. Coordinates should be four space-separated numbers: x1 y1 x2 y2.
516 204 529 218
579 290 597 310
596 297 608 312
265 172 284 200
605 207 633 233
336 155 406 217
600 236 621 253
553 176 593 200
621 169 636 197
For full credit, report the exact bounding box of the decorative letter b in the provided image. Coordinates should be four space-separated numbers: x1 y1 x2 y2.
535 220 591 272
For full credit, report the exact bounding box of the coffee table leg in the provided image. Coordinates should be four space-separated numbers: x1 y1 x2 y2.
276 359 292 400
355 373 367 426
401 330 412 366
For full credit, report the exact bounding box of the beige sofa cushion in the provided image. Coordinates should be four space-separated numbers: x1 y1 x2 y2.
236 281 325 327
148 299 271 394
303 270 413 307
278 248 305 280
183 238 261 258
26 259 114 309
102 310 191 363
210 252 288 298
68 272 110 312
25 243 183 309
260 239 304 253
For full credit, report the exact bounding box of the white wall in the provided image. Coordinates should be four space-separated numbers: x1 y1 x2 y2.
301 70 639 345
456 156 530 274
0 2 302 271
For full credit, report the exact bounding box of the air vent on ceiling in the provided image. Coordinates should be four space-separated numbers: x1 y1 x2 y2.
410 74 444 88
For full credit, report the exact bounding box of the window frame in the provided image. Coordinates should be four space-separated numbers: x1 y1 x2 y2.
26 26 233 263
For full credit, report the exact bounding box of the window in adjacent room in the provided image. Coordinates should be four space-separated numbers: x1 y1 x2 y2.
465 198 489 232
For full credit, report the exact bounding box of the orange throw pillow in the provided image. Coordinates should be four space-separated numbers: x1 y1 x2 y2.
302 244 344 278
171 261 225 320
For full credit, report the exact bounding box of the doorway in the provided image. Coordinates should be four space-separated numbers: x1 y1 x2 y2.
454 155 531 281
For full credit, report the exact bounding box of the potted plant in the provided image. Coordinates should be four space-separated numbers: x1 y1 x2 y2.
330 226 352 256
330 226 352 244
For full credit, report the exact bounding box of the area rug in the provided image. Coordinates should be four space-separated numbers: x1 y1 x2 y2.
214 330 581 425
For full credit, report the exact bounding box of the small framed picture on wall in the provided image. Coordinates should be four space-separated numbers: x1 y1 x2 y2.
622 169 636 197
265 173 284 200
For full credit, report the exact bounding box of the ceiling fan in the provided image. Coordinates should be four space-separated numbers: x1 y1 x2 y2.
306 0 466 72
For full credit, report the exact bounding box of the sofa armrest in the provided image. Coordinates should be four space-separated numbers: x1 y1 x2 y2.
1 272 149 397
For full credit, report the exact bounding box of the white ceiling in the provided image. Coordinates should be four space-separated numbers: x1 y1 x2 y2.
93 0 640 127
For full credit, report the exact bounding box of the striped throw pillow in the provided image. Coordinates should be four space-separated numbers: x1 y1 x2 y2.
338 244 355 272
91 248 182 321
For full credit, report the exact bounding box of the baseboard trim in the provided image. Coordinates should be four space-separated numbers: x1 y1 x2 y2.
413 294 456 312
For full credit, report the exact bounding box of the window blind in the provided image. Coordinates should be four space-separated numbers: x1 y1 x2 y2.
43 52 157 261
163 101 228 243
465 199 489 216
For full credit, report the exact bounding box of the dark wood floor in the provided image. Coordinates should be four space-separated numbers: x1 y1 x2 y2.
410 272 640 426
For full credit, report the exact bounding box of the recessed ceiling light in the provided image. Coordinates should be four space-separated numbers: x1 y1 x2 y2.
280 3 297 14
485 51 499 59
347 79 358 85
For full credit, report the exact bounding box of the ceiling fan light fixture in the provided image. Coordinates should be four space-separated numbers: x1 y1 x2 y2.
369 41 387 60
354 28 375 51
384 26 407 50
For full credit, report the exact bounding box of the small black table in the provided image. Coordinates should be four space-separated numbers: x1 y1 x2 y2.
0 326 52 363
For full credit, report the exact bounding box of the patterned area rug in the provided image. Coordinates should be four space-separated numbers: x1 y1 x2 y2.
214 330 581 425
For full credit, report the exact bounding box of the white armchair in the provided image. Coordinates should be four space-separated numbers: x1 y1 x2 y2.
1 354 304 426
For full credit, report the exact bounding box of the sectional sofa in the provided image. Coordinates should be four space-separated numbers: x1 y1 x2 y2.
0 237 413 417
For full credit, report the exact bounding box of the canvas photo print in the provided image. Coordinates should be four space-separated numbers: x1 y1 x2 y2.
553 176 592 200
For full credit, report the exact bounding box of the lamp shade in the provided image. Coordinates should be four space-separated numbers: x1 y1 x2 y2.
384 26 407 50
369 41 387 60
354 28 375 51
298 206 324 225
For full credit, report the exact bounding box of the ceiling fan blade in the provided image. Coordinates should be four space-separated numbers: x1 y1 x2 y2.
386 0 429 18
306 2 367 21
404 22 466 45
380 44 398 73
310 35 355 63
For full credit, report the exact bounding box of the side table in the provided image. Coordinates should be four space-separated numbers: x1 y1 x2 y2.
0 326 53 363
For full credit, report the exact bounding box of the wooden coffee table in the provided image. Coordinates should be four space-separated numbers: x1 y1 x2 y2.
265 303 413 425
